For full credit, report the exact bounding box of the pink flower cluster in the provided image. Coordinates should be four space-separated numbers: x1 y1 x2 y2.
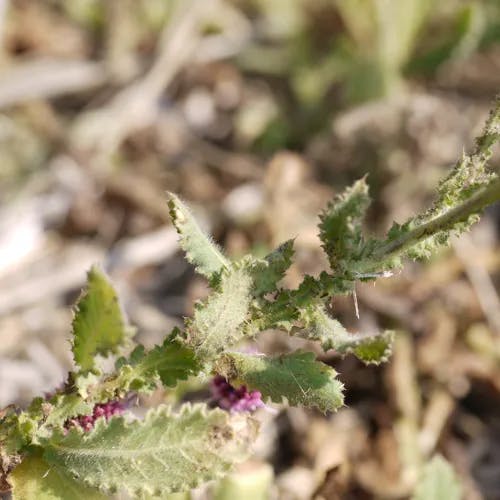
66 400 125 432
210 375 264 413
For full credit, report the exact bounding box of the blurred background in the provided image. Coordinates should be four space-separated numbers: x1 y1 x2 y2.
0 0 499 498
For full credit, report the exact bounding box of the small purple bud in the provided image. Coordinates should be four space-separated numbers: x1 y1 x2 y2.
210 376 263 413
66 400 126 432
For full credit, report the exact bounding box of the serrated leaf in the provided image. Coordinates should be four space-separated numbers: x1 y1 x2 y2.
246 240 294 296
76 335 200 402
0 409 42 456
319 178 371 274
351 331 395 363
42 395 93 430
215 351 344 413
370 212 478 268
168 193 229 279
111 334 200 396
0 406 25 460
412 455 462 500
354 98 500 275
43 404 258 497
301 304 393 364
436 96 499 211
73 371 101 400
185 266 253 359
72 266 133 372
11 453 106 500
314 98 500 279
249 271 355 336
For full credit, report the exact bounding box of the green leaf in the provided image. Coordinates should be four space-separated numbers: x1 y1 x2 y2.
250 272 355 336
314 98 500 279
355 97 500 275
112 333 200 395
11 453 106 500
42 395 93 431
0 408 43 455
185 266 253 359
319 178 371 274
76 334 200 402
168 193 229 279
301 304 394 364
351 331 395 364
72 266 133 372
43 404 258 497
215 351 344 413
246 240 294 296
412 455 462 500
73 371 101 400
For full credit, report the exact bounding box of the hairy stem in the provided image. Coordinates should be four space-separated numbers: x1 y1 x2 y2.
358 176 500 273
355 96 500 274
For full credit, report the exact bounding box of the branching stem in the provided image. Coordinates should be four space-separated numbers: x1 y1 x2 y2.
358 177 500 273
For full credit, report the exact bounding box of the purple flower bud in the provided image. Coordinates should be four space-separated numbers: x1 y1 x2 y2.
210 375 264 413
66 400 126 432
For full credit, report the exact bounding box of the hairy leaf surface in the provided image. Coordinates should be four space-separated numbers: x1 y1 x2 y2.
317 99 500 278
11 454 106 500
357 99 500 274
215 351 344 413
43 404 258 496
185 266 253 358
168 193 229 279
110 334 200 397
72 266 133 371
246 239 295 296
319 178 370 274
302 305 394 364
42 395 93 430
76 335 200 402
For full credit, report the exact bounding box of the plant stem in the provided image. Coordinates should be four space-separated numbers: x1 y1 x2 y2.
358 176 500 273
354 95 500 275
